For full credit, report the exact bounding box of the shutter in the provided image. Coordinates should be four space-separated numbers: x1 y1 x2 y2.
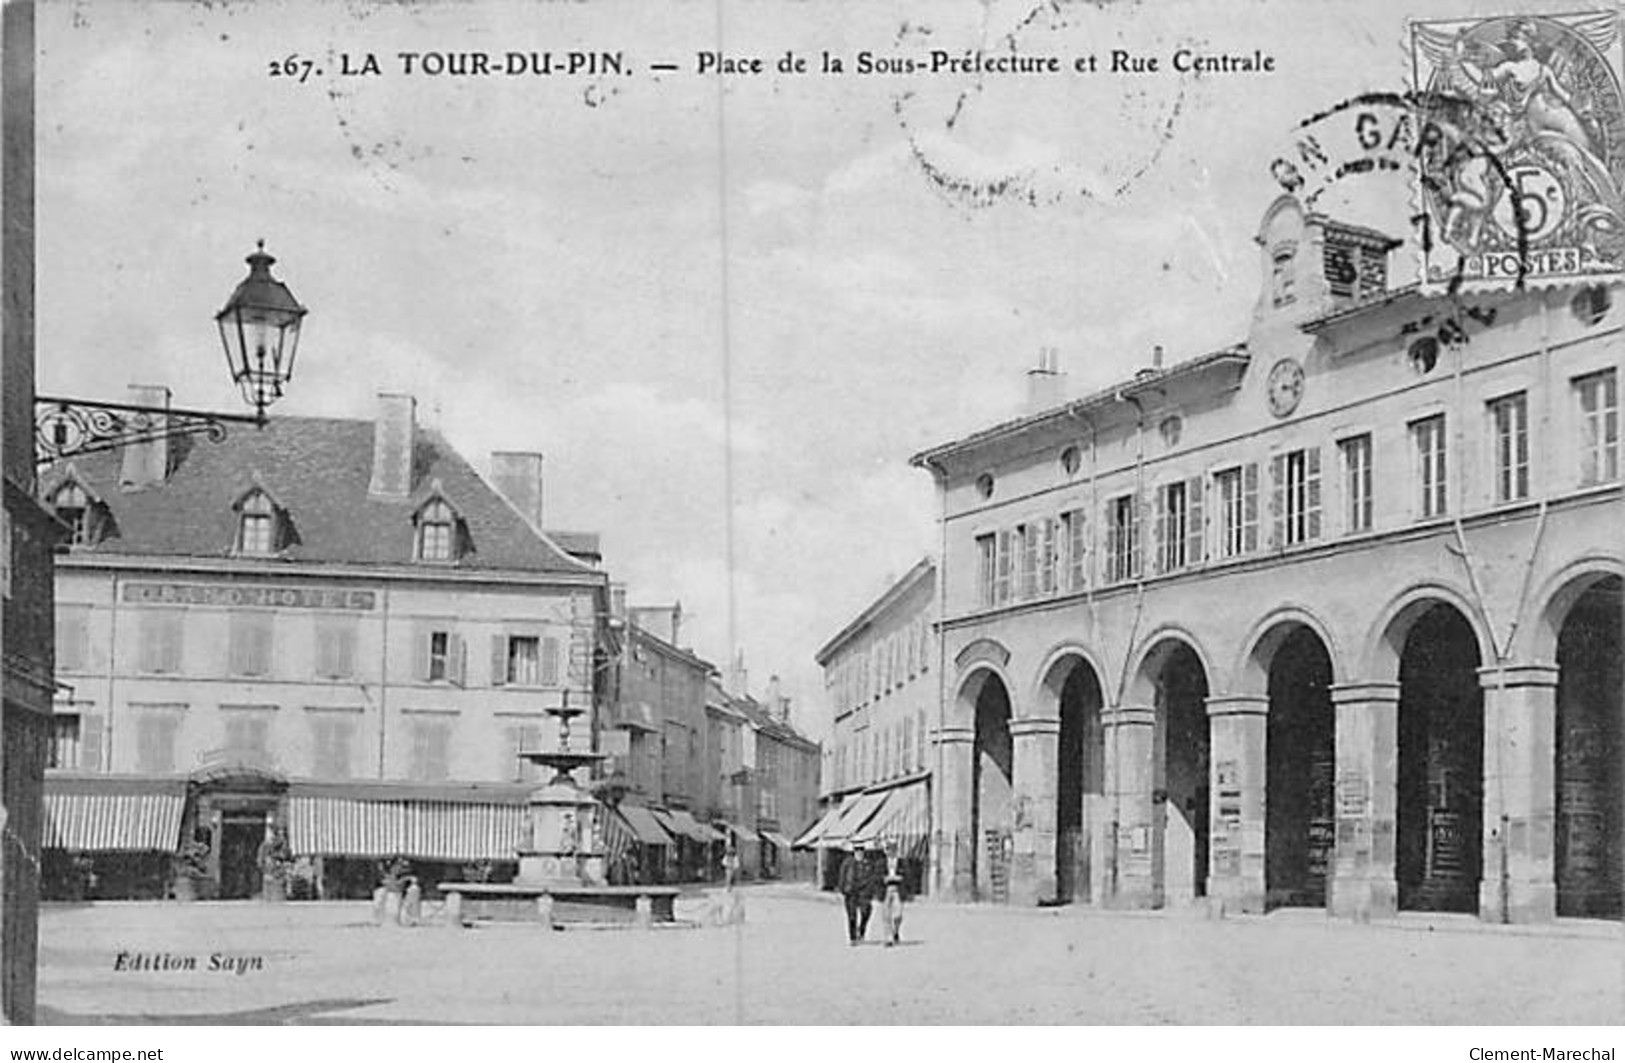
1306 446 1322 540
452 634 468 687
1151 486 1166 574
254 615 273 676
1269 453 1284 551
414 624 431 681
1243 462 1259 553
1186 476 1204 565
542 636 560 686
491 634 507 686
995 529 1012 603
1070 509 1087 590
80 713 105 772
228 616 247 676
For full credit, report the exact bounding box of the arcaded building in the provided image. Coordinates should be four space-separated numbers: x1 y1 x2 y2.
911 195 1620 924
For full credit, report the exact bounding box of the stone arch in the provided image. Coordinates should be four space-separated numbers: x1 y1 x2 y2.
1361 581 1497 682
1232 605 1345 697
1032 646 1109 906
1028 641 1110 719
1525 554 1625 665
1125 625 1215 708
951 659 1017 730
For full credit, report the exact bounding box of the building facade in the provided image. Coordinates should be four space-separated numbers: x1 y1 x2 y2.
738 678 820 882
806 559 935 894
912 196 1621 924
2 0 50 1024
40 392 610 900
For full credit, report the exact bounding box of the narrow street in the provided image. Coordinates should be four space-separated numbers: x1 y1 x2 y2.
36 885 1624 1024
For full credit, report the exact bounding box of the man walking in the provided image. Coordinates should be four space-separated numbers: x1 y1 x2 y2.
838 842 876 945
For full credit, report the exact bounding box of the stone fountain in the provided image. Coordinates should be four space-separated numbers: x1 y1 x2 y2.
440 693 680 928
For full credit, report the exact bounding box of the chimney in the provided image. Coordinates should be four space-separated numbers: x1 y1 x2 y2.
369 393 416 499
609 582 628 623
630 603 682 646
766 674 789 723
727 649 749 699
491 451 545 531
1152 344 1165 370
1026 347 1064 413
120 384 171 489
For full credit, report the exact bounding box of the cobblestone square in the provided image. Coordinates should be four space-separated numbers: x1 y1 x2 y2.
34 886 1625 1025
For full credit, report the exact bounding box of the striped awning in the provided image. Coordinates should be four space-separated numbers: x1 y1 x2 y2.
287 797 527 862
818 789 889 849
617 804 672 846
601 806 634 873
654 808 723 844
42 790 185 852
792 796 854 850
720 821 759 843
759 830 792 849
849 780 929 857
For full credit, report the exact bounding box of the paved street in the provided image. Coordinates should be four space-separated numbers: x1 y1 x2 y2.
35 885 1624 1024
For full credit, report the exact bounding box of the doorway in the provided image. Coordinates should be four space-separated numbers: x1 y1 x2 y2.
218 813 268 900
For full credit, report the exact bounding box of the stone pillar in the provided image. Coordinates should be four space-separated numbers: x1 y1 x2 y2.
1206 695 1268 915
1008 716 1060 906
935 726 976 902
1102 706 1157 908
1329 681 1399 921
1478 664 1559 924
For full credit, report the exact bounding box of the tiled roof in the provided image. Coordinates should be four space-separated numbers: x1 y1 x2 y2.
42 416 595 575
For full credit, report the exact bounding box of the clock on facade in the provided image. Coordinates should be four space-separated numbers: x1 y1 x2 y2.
1266 357 1305 418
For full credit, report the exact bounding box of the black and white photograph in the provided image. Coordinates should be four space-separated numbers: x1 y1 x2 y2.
1 0 1622 1042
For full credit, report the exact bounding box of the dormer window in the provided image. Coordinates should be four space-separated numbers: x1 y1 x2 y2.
48 476 107 546
52 483 91 544
235 489 281 556
413 492 465 563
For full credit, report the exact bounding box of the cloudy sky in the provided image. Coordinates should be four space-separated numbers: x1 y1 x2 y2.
37 0 1552 735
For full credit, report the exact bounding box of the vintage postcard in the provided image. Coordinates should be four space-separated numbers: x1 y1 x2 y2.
5 0 1620 1045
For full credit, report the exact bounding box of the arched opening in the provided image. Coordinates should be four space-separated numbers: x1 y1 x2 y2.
1048 658 1105 904
1554 575 1622 919
1145 642 1209 907
971 672 1014 902
1264 626 1335 909
1396 604 1483 912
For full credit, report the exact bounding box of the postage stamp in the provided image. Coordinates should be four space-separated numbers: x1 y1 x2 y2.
1410 12 1625 289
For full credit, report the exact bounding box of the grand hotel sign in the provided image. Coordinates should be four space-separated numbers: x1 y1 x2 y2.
123 582 377 611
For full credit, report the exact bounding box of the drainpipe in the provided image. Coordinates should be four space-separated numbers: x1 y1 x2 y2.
377 585 391 778
924 455 950 899
1107 390 1150 904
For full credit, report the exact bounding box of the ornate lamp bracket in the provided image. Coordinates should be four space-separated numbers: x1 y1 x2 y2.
34 396 261 467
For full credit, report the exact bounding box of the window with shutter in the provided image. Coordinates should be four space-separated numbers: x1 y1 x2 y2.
135 714 179 774
1185 475 1205 566
48 714 81 770
229 612 274 677
975 533 997 607
1062 507 1088 591
1412 415 1448 518
1576 369 1619 485
140 610 184 674
80 713 105 772
316 616 358 679
1018 523 1038 599
1340 434 1373 532
410 719 452 781
55 605 90 673
311 717 355 779
223 714 271 763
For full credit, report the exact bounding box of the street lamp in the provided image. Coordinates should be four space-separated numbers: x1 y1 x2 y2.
215 240 307 419
34 241 307 466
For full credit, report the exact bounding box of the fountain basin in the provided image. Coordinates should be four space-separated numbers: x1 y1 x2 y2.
439 881 682 928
